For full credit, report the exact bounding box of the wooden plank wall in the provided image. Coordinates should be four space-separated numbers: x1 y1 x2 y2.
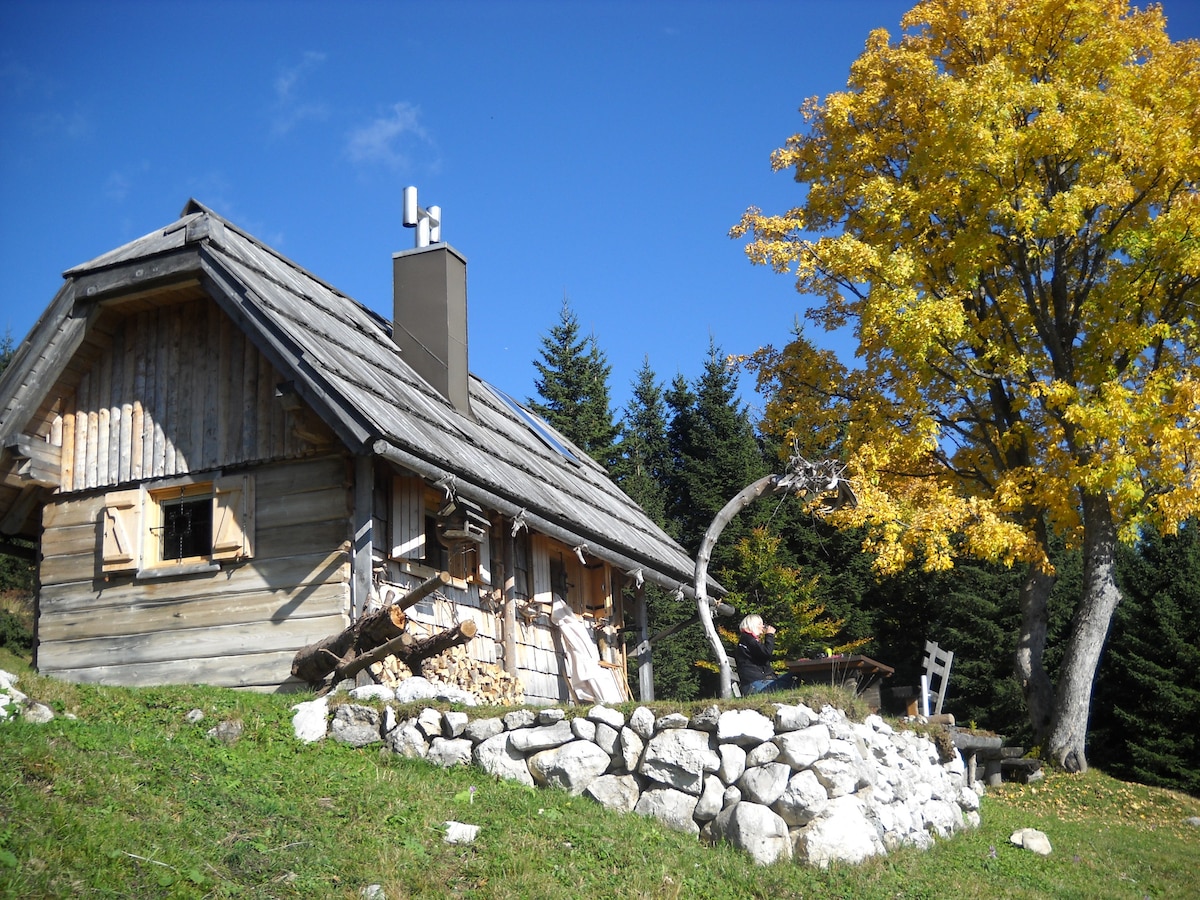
44 296 331 493
37 454 352 690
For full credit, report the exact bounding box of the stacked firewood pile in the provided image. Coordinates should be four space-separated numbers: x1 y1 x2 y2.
370 643 524 706
292 572 493 697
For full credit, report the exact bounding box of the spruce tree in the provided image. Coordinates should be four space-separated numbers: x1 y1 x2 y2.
666 341 768 563
611 358 671 526
528 297 620 469
1091 523 1200 794
0 327 34 601
645 342 770 698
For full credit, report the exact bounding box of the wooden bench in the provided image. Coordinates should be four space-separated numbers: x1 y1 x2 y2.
951 731 1043 786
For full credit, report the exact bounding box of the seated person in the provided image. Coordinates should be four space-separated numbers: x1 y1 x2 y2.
734 614 794 694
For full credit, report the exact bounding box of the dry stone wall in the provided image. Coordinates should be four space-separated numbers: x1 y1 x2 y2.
292 677 983 867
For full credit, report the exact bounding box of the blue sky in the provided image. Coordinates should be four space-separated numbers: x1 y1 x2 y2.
3 1 1199 419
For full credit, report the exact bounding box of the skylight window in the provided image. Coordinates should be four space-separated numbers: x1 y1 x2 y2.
486 384 581 465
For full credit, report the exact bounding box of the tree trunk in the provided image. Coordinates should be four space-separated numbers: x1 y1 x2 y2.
1046 492 1123 772
695 475 787 699
1015 561 1057 746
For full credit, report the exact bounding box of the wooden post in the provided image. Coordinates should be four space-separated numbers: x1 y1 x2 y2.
634 581 653 702
501 517 518 676
351 455 374 620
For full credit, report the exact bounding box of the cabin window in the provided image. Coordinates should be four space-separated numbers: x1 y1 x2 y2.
101 473 255 576
154 486 213 564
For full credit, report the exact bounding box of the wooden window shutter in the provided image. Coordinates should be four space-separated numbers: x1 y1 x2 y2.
476 524 492 586
213 474 255 561
101 488 142 573
390 475 425 560
531 535 552 607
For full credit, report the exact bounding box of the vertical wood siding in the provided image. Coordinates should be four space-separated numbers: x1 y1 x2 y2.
48 297 330 493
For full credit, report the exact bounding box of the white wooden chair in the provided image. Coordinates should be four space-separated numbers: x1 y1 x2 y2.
921 640 954 716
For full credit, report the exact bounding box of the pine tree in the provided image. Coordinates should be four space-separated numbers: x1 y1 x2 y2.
528 298 620 469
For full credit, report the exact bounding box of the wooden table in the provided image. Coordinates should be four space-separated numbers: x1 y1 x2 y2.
785 655 895 706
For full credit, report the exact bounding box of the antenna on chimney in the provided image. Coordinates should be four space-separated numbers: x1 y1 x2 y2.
402 185 442 248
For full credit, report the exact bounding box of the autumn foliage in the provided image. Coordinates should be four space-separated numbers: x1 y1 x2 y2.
734 0 1199 769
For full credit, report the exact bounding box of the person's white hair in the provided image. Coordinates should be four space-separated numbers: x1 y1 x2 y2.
739 614 763 634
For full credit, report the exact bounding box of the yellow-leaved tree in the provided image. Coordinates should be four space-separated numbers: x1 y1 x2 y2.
733 0 1199 771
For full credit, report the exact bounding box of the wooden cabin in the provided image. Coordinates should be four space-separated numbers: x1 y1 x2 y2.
0 200 706 701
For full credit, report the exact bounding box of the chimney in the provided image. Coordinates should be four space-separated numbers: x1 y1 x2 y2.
393 188 472 417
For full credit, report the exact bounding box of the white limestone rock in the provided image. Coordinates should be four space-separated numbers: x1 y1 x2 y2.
503 709 537 730
619 726 645 773
427 737 473 767
1010 827 1052 856
694 774 726 822
509 720 575 753
416 707 443 740
443 821 480 844
331 703 382 747
771 768 829 827
634 786 700 835
717 708 775 746
722 784 743 809
655 712 690 731
291 697 329 743
537 707 565 725
710 802 792 866
688 704 721 733
472 733 534 786
462 717 505 744
774 724 831 769
717 743 748 786
442 710 470 738
20 700 55 724
584 774 642 812
587 704 625 730
385 722 429 759
528 740 612 795
394 677 440 704
863 713 893 735
349 684 394 702
745 741 781 768
738 762 792 807
794 795 884 868
773 703 818 733
640 728 721 795
571 716 597 743
591 721 619 757
629 706 656 740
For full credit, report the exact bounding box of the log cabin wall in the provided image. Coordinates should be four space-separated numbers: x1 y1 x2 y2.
31 293 353 691
37 453 353 690
378 528 627 705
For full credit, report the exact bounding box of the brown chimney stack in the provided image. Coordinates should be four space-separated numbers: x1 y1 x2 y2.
392 243 471 418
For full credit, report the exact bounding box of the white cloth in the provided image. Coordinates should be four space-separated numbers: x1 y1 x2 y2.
550 598 623 703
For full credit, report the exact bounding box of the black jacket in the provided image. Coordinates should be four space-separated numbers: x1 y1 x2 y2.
734 631 775 686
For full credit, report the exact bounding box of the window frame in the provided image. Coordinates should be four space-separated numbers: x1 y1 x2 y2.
101 472 254 580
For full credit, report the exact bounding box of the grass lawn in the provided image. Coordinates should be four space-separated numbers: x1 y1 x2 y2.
2 647 1197 899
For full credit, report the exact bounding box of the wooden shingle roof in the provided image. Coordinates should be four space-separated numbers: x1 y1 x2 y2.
3 200 705 595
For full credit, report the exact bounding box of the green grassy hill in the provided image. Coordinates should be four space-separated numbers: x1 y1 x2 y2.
2 647 1197 899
